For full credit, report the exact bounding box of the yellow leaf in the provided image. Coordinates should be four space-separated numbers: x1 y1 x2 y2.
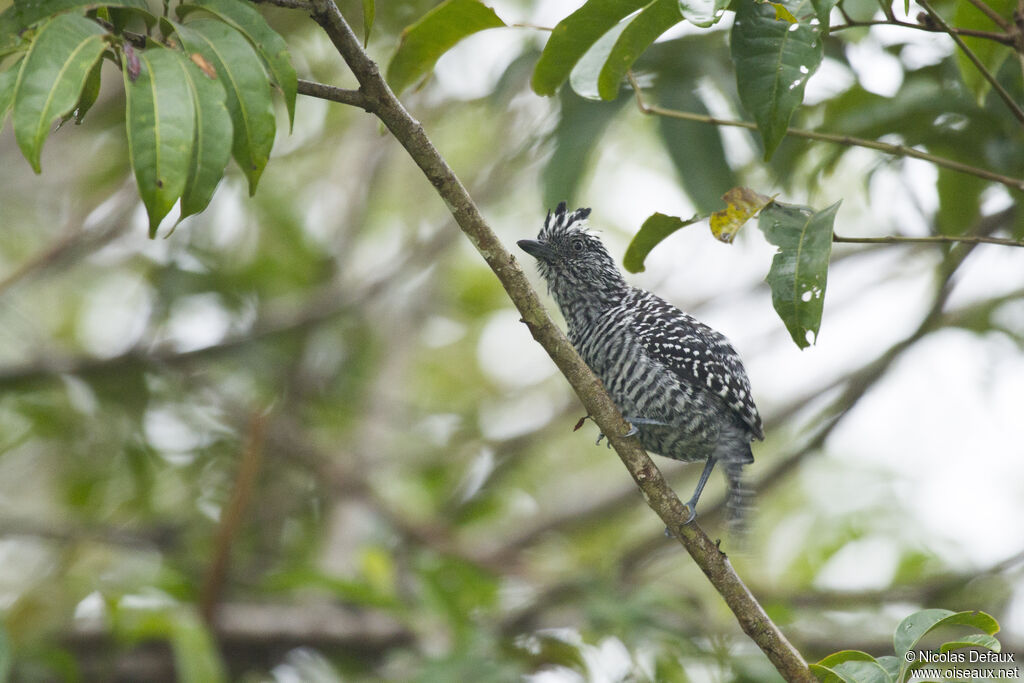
766 1 798 23
710 187 775 243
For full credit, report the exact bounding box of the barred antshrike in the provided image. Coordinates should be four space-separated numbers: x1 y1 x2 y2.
518 203 763 525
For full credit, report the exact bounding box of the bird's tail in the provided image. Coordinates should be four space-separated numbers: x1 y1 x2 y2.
724 445 754 546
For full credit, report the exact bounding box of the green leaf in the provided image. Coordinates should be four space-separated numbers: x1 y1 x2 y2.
677 0 728 27
568 16 629 100
623 212 701 273
177 0 296 129
596 0 682 100
12 12 106 172
731 0 823 159
817 650 880 668
710 186 773 243
810 0 838 26
953 0 1014 103
813 651 892 683
0 7 28 58
939 633 1002 654
936 164 986 236
0 59 23 132
175 51 233 223
532 0 648 96
10 0 149 31
757 200 839 348
875 656 901 680
894 609 1000 657
385 0 505 96
542 86 628 207
362 0 374 46
123 46 196 236
175 19 276 196
70 56 102 124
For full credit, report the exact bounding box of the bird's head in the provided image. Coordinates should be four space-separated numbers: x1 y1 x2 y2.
517 203 625 301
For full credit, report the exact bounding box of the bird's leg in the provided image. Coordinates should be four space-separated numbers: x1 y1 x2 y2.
622 416 669 437
683 456 717 524
596 417 669 447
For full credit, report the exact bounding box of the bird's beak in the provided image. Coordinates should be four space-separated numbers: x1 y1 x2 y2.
517 239 553 261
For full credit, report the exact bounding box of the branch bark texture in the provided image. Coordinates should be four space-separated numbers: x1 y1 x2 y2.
303 0 814 678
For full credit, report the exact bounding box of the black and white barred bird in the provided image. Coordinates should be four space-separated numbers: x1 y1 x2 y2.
518 203 763 525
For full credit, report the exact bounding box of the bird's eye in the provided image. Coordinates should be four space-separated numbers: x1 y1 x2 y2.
571 238 585 252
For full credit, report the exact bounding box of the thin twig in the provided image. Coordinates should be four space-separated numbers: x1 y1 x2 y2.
919 0 1024 125
251 0 313 10
509 22 553 32
829 18 1016 45
199 412 268 626
297 78 371 110
625 72 1024 192
306 0 814 678
833 232 1024 247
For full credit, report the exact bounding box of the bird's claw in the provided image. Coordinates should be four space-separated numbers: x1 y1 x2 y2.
682 502 697 525
624 424 639 438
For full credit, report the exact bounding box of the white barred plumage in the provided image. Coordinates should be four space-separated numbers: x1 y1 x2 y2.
518 203 763 525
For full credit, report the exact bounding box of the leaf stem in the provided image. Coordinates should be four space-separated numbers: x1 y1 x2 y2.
625 72 1024 192
833 233 1024 247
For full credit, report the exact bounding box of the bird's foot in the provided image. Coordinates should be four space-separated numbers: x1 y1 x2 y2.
682 503 697 525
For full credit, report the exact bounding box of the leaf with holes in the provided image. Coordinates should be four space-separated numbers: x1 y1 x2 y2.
177 0 296 129
12 13 107 172
758 200 839 348
810 0 839 26
596 0 682 100
386 0 505 95
532 0 648 96
710 186 773 243
175 19 276 196
731 0 822 159
623 212 701 273
123 47 196 236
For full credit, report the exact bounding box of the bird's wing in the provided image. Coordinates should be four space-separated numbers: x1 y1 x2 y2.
631 292 764 440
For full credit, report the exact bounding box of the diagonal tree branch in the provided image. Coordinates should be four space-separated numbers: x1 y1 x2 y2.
302 0 813 678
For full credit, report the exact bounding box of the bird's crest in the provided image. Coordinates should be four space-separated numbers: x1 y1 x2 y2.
539 202 592 241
